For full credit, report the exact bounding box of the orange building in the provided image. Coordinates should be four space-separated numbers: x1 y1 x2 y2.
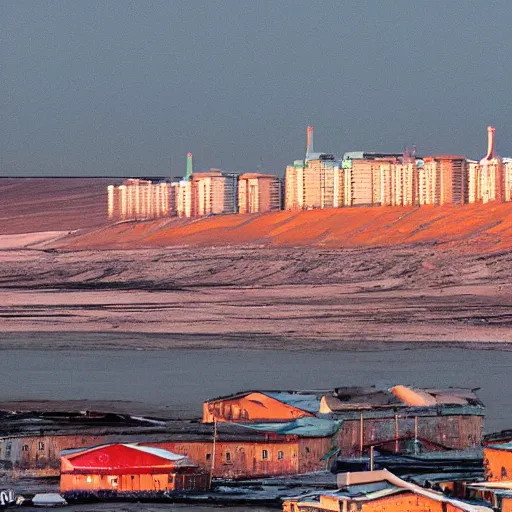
203 390 322 423
60 443 208 497
238 173 281 213
283 470 492 512
484 442 512 482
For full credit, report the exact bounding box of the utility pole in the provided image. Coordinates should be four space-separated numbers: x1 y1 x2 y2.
209 419 217 490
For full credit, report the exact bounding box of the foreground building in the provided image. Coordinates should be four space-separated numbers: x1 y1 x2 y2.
203 386 485 458
324 385 484 457
146 418 340 479
283 470 492 512
60 443 208 497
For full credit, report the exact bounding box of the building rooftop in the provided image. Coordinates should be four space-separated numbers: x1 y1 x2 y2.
232 417 343 438
320 385 484 415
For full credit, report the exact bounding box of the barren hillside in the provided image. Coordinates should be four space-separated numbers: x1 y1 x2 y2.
1 178 512 347
51 203 512 254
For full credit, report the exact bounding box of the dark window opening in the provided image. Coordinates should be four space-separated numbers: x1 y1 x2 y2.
206 453 212 461
22 445 29 452
262 449 268 460
278 451 284 460
38 442 45 451
225 452 231 462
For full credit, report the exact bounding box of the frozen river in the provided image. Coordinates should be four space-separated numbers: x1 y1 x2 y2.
0 343 510 432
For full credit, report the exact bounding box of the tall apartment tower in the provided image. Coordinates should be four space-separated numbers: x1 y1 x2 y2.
468 126 504 204
284 127 344 210
418 156 467 205
238 173 281 214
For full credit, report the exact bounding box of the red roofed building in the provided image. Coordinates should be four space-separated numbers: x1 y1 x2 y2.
60 443 208 497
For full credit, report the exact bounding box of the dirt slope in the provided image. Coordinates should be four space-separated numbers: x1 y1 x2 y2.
52 203 512 254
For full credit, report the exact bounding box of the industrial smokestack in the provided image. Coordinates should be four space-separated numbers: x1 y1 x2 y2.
185 152 193 180
306 126 314 158
484 126 496 160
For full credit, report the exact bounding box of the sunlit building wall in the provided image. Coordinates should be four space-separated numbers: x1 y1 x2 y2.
504 158 512 202
172 171 238 218
377 162 417 206
418 156 467 205
285 158 344 210
238 173 281 214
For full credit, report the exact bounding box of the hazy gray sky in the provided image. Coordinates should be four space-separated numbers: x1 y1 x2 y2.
1 0 511 177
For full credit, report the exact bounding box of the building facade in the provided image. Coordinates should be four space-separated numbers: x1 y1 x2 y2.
285 157 344 210
419 156 467 205
172 171 238 218
107 179 171 220
238 173 281 214
60 443 208 496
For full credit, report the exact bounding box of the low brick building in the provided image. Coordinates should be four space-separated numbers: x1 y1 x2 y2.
60 443 208 497
283 470 492 512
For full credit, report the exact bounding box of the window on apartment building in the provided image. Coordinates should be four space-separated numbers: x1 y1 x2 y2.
502 467 508 478
262 450 268 460
277 451 284 460
38 442 45 451
5 444 11 457
22 445 29 452
225 452 231 462
206 453 212 461
305 447 310 455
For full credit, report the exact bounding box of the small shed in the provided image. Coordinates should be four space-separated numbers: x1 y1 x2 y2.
60 443 208 497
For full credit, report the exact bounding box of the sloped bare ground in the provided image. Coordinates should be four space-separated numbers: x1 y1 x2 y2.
0 245 511 348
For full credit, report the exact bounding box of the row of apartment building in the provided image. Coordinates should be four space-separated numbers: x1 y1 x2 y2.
285 127 512 210
107 126 512 221
107 152 282 220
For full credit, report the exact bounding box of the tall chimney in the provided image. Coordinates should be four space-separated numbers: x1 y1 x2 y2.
485 126 496 160
185 152 193 180
306 126 314 158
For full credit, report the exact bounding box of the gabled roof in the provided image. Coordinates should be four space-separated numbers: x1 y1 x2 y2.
61 443 196 470
206 389 326 415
